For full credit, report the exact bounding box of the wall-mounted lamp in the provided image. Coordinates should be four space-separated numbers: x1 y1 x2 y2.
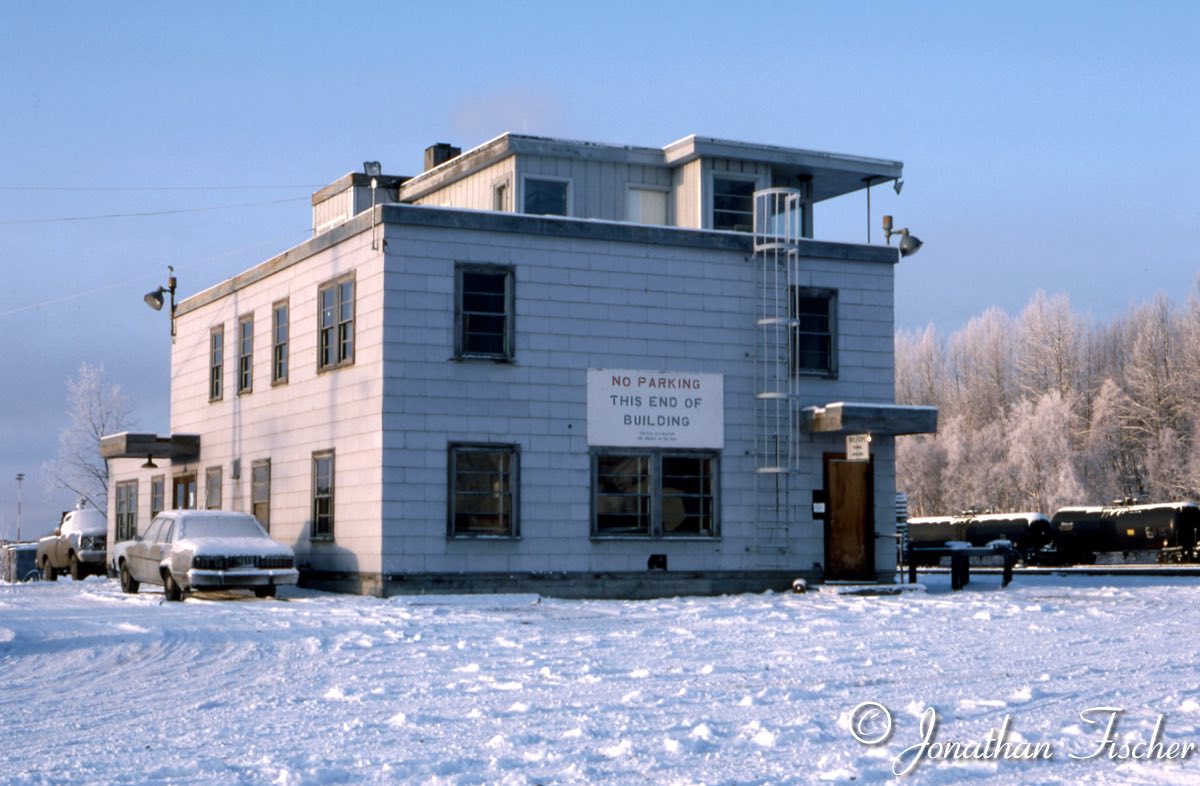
882 215 924 257
893 178 904 195
141 455 158 469
363 161 382 176
143 266 178 336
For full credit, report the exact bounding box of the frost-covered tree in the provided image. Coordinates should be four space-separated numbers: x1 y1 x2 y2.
1006 392 1084 512
41 362 136 515
945 308 1014 429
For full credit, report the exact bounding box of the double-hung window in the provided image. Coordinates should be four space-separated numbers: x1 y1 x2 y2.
115 481 138 542
627 187 669 225
592 451 718 537
209 326 224 401
205 466 222 509
150 475 165 517
448 444 518 538
272 300 289 384
252 459 271 530
237 314 253 394
790 287 837 376
455 265 514 360
312 451 334 540
318 274 355 371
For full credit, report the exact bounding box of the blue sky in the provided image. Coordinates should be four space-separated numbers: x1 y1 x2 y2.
2 1 1197 534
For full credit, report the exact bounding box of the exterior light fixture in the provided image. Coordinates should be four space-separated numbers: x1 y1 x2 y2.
893 178 904 195
142 455 158 469
882 215 923 257
143 266 178 337
363 161 382 176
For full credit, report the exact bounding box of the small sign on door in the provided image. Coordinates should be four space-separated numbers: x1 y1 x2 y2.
846 433 871 462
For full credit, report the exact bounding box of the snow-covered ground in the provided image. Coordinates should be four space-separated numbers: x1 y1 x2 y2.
2 573 1199 785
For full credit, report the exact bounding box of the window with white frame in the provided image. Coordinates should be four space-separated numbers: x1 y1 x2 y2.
205 466 222 509
209 325 224 401
790 287 837 376
493 180 510 212
592 451 718 537
312 450 334 540
627 187 669 225
272 300 289 384
237 314 253 394
448 444 518 538
455 265 514 360
712 176 756 232
522 177 569 216
318 274 355 371
115 480 138 542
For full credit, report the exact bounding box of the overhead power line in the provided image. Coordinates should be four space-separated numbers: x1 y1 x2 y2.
0 196 311 225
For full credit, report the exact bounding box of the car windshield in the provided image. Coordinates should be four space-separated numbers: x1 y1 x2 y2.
177 516 265 540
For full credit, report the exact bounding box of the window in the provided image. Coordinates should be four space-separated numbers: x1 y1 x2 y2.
252 459 271 531
627 187 668 225
237 315 254 394
173 474 196 510
455 265 514 360
150 475 165 517
272 300 289 384
493 180 509 212
790 287 837 376
312 451 334 540
592 451 718 538
449 444 518 538
712 176 756 232
115 481 138 542
318 274 355 371
209 326 224 401
523 177 569 216
205 466 222 509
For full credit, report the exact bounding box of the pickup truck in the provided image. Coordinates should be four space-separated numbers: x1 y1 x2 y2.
36 505 108 581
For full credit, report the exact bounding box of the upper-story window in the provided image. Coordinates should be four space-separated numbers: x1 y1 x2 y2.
627 187 668 225
209 326 224 401
318 274 355 371
712 176 756 232
272 300 289 385
790 287 837 377
493 180 510 212
523 177 569 216
455 265 514 361
237 314 254 394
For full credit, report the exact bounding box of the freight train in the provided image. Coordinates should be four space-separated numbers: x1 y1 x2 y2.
905 502 1200 565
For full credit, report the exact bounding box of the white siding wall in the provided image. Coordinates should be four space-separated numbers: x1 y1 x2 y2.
169 231 386 574
410 158 518 211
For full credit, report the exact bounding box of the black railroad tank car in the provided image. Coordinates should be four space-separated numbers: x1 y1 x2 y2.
906 512 1052 561
1049 502 1200 564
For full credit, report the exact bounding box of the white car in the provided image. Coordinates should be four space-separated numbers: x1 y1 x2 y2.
113 510 298 601
36 505 108 581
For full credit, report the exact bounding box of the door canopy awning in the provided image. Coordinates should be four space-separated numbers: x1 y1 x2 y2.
801 402 937 436
99 432 201 461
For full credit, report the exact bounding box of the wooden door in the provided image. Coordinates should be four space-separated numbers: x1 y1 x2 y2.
825 457 875 581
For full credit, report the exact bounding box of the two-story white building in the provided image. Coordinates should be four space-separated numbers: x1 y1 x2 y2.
102 133 935 597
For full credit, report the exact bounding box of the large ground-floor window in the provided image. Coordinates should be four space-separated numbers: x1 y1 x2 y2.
115 480 138 542
448 444 518 538
592 451 719 538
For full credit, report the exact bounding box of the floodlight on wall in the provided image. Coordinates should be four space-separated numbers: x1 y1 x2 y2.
363 161 382 176
882 215 924 257
143 265 178 337
893 178 904 195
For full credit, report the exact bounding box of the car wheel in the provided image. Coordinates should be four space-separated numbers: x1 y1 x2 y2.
42 559 57 582
254 586 276 599
163 572 183 602
69 554 84 581
119 562 140 594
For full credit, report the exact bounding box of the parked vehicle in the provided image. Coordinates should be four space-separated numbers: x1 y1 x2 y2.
36 504 107 581
112 510 298 601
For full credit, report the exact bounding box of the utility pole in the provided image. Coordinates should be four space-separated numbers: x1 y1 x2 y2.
15 473 23 542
